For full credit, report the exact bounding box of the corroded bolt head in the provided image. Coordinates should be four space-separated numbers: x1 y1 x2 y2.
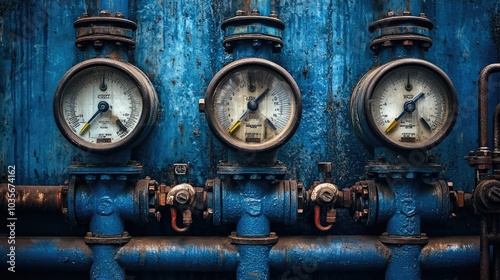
318 189 334 203
99 10 111 17
175 190 190 204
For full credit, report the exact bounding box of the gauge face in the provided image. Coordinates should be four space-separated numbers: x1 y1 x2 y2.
364 59 458 150
204 58 302 152
54 58 158 153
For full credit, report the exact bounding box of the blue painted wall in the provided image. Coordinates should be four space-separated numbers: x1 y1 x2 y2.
1 0 499 232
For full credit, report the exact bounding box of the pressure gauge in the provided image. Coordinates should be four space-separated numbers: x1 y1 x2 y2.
54 58 158 153
351 58 458 150
202 58 302 153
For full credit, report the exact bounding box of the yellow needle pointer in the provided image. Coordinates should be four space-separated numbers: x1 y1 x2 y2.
79 101 109 135
385 92 425 133
228 88 270 134
229 120 242 134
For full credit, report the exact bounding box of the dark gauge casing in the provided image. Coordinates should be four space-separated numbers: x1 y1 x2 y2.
351 58 458 151
204 58 302 153
53 58 158 153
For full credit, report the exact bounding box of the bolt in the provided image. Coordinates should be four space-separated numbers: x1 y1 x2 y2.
99 10 111 17
250 9 260 16
250 174 261 180
403 10 411 16
81 13 89 18
318 189 334 203
86 232 93 237
199 99 205 112
403 40 414 46
233 175 244 180
269 11 278 18
252 40 262 50
94 40 103 48
236 10 245 16
148 184 155 195
420 13 426 18
155 211 161 222
382 40 393 47
387 11 395 17
115 12 124 18
148 208 156 217
175 190 190 205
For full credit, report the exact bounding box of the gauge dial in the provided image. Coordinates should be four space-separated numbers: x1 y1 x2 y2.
54 58 158 153
352 58 457 150
204 58 302 152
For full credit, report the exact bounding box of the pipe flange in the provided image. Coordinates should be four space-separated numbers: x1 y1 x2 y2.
74 13 137 50
379 232 429 245
229 232 278 245
84 231 132 245
370 34 432 53
221 15 285 53
369 14 434 53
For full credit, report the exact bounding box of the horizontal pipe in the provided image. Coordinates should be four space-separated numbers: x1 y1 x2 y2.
0 237 92 271
0 236 480 272
478 64 500 148
117 237 239 271
0 184 63 214
269 235 391 271
419 236 480 270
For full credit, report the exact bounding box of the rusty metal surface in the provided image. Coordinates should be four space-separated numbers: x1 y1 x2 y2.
117 236 239 271
478 64 500 148
0 184 62 213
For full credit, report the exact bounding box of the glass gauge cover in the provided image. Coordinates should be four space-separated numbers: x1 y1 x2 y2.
54 58 158 153
352 58 458 150
204 58 302 152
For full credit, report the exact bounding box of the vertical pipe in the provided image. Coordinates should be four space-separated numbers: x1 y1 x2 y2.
373 0 423 19
85 0 129 17
251 0 272 16
478 64 500 148
90 245 124 279
481 216 490 280
493 103 500 151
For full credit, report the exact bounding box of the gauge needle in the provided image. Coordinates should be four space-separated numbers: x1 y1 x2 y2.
265 118 277 130
405 73 412 91
228 88 270 134
79 101 109 135
386 92 425 133
111 114 128 131
99 73 107 91
420 117 432 130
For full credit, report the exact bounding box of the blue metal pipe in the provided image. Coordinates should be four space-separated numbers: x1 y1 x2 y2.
420 236 480 270
90 244 124 279
269 236 391 271
0 237 92 271
0 236 480 273
116 237 239 271
386 245 421 280
237 244 273 279
374 0 423 18
250 0 272 17
83 0 129 17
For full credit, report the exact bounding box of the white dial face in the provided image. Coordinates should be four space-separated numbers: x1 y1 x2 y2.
213 66 296 147
370 65 451 148
61 66 143 146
